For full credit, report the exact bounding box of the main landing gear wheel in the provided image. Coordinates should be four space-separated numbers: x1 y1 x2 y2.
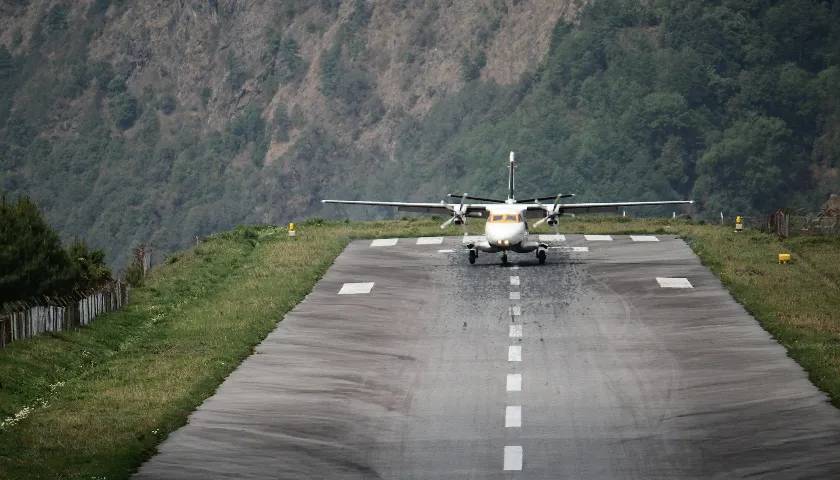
501 253 508 265
468 250 477 264
537 249 547 265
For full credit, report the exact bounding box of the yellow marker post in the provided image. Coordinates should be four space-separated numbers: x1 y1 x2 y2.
735 216 743 232
778 253 791 264
288 222 296 238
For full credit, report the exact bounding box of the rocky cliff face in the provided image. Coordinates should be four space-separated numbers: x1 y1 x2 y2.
0 0 580 267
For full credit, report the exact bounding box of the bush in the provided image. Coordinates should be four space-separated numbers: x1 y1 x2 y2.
109 92 139 130
159 94 177 115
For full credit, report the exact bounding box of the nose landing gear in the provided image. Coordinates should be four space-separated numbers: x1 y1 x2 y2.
468 249 477 264
537 249 547 265
501 252 508 265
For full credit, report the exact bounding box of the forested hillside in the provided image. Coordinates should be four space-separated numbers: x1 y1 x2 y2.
388 0 840 216
1 0 838 268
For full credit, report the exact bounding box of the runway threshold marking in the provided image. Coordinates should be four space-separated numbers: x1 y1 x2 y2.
504 446 523 470
509 325 523 338
508 345 522 362
631 235 659 242
584 234 613 241
337 282 375 295
505 406 522 427
510 305 521 316
549 246 589 252
370 238 398 247
416 236 444 245
656 277 693 288
509 292 521 300
506 374 522 391
538 234 566 242
510 276 520 286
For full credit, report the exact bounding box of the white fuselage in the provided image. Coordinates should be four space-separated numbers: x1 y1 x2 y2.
477 206 540 254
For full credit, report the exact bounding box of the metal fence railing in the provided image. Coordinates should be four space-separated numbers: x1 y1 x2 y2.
0 281 129 348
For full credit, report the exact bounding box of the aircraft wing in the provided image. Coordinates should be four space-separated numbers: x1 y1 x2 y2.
321 199 489 217
524 200 693 216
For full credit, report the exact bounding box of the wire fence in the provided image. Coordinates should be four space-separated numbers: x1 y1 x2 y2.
733 212 840 238
0 281 129 348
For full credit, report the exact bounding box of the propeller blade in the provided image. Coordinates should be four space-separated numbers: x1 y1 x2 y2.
440 216 456 229
534 216 549 227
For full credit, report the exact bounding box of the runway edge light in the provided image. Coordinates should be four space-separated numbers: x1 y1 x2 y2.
778 253 791 264
735 216 743 232
288 222 296 238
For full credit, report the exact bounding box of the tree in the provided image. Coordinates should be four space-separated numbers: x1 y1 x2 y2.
0 195 71 303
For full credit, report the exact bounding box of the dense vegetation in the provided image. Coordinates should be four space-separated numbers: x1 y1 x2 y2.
0 0 838 270
389 0 840 215
0 195 110 304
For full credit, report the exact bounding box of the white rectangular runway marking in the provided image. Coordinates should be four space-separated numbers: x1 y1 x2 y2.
549 246 589 252
509 325 523 338
370 238 398 247
510 305 521 316
416 236 444 245
462 235 484 243
511 265 520 270
657 277 693 288
508 345 522 362
584 234 613 241
509 291 520 300
504 446 523 471
437 249 454 253
505 406 522 427
631 235 659 242
538 234 566 242
338 282 375 295
510 276 520 286
506 374 522 392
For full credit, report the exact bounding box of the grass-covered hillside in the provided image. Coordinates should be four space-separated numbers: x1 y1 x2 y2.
1 217 839 479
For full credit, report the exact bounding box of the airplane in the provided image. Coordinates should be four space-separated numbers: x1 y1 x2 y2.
322 152 693 265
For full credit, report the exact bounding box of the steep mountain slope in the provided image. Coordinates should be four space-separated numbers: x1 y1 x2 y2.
0 0 580 267
2 0 839 270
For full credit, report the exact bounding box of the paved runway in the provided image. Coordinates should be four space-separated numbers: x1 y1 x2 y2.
134 235 840 479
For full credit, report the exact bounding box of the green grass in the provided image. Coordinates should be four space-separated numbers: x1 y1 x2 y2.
0 217 838 479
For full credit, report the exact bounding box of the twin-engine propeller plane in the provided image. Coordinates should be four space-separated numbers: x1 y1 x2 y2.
322 152 693 265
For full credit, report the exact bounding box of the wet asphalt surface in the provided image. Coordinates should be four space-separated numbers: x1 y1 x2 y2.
134 235 840 479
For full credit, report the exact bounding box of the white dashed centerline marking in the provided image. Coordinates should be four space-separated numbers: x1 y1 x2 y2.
505 406 522 427
631 235 659 242
510 305 521 316
370 238 398 247
509 325 523 338
462 235 484 243
508 345 522 362
337 282 374 295
510 276 520 286
511 265 520 270
509 292 520 300
504 446 523 470
657 277 693 288
506 374 522 392
584 234 613 241
538 234 566 242
437 249 454 253
416 236 443 245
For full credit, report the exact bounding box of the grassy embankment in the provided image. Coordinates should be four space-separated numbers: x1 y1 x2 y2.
1 217 838 479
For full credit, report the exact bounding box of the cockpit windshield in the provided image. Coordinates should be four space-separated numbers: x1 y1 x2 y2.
488 213 521 223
